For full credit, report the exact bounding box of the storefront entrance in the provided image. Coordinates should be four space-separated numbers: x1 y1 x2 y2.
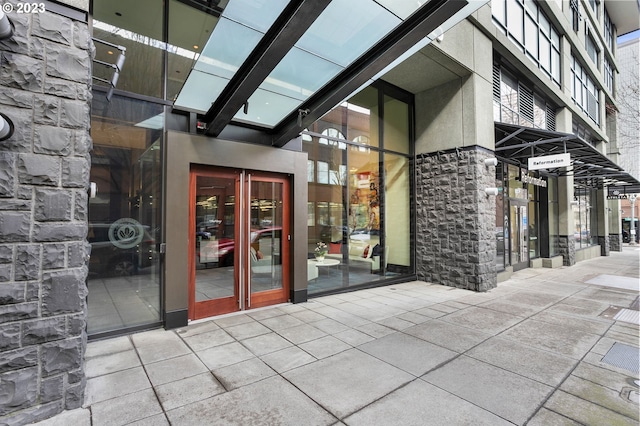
509 201 529 271
188 166 290 320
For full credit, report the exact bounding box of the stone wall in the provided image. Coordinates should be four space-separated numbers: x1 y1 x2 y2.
597 236 610 257
0 5 92 425
610 233 622 252
416 146 497 292
558 235 576 266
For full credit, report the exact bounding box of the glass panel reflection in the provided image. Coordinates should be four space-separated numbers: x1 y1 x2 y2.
195 175 236 301
87 94 163 335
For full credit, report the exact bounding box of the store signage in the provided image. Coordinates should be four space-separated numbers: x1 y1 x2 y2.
520 170 547 187
607 190 628 200
528 153 570 170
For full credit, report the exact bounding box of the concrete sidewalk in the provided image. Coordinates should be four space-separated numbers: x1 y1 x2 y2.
36 247 639 425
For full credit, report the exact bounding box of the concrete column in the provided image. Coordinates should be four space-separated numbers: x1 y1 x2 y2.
0 5 92 424
557 172 576 265
595 189 610 256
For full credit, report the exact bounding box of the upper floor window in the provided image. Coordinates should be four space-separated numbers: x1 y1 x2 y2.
571 56 600 125
493 63 556 130
491 0 561 85
587 0 599 18
604 9 614 52
570 0 581 32
585 30 599 65
604 58 613 93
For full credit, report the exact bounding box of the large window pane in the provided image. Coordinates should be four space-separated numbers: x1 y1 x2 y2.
88 93 164 335
383 96 410 154
93 0 164 98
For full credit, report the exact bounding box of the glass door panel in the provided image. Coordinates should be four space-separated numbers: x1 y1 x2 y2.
509 203 529 271
190 168 289 319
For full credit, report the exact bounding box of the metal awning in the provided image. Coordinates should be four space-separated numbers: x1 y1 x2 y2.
495 122 640 192
172 0 488 146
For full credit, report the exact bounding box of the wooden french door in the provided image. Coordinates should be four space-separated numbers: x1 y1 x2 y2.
188 166 290 320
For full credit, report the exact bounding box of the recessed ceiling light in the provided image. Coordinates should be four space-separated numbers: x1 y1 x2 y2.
107 50 113 55
193 45 199 49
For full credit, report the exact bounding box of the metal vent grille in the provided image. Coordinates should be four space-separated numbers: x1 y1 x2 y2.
546 105 556 131
493 63 501 101
519 85 534 122
601 342 639 374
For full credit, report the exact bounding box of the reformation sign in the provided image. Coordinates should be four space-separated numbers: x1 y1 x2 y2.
520 170 547 187
528 153 571 170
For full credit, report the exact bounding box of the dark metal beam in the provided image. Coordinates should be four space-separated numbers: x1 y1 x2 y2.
270 0 467 147
203 0 332 137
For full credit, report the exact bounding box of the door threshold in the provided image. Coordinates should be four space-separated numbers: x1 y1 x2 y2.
186 301 292 325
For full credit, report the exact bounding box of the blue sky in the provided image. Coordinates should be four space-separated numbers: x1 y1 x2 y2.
618 29 640 43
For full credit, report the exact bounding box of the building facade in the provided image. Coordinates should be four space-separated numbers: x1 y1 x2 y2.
1 0 639 423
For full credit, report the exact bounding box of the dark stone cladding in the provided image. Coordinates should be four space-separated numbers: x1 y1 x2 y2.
597 236 610 257
558 235 576 266
609 233 622 252
0 4 92 425
415 145 497 292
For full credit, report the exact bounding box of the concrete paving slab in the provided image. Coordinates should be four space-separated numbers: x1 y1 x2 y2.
500 318 601 359
144 353 208 386
560 375 639 420
289 309 326 323
545 390 637 425
354 322 396 338
165 376 335 426
423 355 553 424
127 413 170 426
135 338 192 364
174 320 219 338
309 318 352 334
375 315 416 330
477 299 543 317
246 307 286 321
130 329 182 347
411 306 448 318
84 366 150 406
466 336 577 386
260 346 316 373
439 306 524 334
84 349 140 378
527 408 582 426
531 310 611 335
283 348 413 419
343 379 512 426
31 408 90 426
298 335 352 359
394 311 431 325
572 360 638 392
84 336 133 359
332 328 375 346
91 388 163 426
212 357 277 390
213 313 254 328
404 319 491 353
197 341 255 370
239 332 292 356
155 372 225 411
275 323 327 345
358 332 457 376
585 274 640 291
180 328 235 352
259 314 305 331
500 291 565 307
224 321 272 340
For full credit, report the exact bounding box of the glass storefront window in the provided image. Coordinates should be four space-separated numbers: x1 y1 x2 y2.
547 177 559 256
507 164 528 199
573 188 598 249
87 93 163 336
304 83 412 295
495 163 506 269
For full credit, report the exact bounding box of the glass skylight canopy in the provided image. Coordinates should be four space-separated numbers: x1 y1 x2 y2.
174 0 487 131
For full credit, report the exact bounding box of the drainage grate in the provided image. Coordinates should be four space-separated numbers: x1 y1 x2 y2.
601 342 640 374
613 308 640 325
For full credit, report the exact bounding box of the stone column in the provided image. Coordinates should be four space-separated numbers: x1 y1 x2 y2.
0 5 92 425
416 147 497 291
557 171 576 266
608 199 622 251
595 189 610 256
